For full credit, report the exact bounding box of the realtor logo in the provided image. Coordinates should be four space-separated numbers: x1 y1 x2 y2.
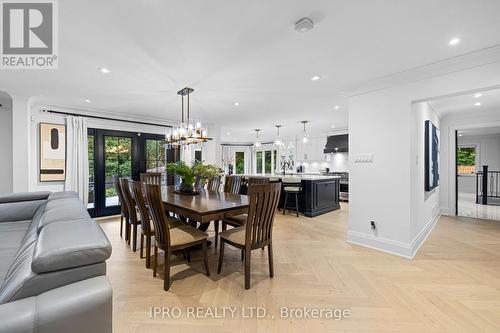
1 0 58 69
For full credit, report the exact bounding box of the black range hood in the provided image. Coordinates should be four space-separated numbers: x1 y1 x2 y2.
324 134 348 153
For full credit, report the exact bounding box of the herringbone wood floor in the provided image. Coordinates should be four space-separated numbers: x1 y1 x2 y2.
98 204 500 333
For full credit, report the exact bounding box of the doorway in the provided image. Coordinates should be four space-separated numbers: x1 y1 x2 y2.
87 129 179 217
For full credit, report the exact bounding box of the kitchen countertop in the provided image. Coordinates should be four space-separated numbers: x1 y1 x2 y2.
235 174 341 180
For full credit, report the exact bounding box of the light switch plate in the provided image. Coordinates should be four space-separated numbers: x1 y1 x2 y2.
353 154 374 163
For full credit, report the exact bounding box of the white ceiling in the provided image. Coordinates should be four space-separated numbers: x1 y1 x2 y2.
1 0 500 141
429 87 500 117
458 126 500 137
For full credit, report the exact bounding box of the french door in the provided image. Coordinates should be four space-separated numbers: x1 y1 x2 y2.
87 129 179 217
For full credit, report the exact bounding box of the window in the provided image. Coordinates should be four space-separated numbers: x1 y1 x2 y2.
146 139 166 173
104 136 132 207
457 146 477 174
88 134 95 209
235 151 245 174
265 150 272 174
256 151 263 174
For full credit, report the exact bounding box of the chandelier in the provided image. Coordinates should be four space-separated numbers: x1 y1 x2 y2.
165 87 212 147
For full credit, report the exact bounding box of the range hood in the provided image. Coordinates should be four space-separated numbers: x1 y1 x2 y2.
324 134 348 153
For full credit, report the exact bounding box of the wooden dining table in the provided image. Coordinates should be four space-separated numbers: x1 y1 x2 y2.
160 186 249 223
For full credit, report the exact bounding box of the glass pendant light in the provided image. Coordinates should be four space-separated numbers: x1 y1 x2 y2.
254 129 262 147
301 120 309 143
274 125 283 147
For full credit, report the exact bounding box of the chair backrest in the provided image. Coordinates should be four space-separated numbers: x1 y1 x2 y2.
208 176 221 192
145 184 170 248
282 177 302 186
114 176 128 217
245 183 281 247
120 178 137 225
131 181 152 236
224 175 242 194
248 177 269 185
140 172 163 185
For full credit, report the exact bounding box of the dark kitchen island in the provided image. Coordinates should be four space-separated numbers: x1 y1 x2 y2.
239 175 341 217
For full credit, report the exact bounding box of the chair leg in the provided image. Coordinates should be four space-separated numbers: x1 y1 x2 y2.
125 221 130 242
214 220 219 248
268 242 274 278
127 224 131 244
132 224 138 252
295 193 299 217
241 249 244 261
120 215 123 238
217 240 225 274
153 245 158 277
164 250 171 291
244 247 251 290
140 233 144 258
146 236 151 268
222 222 227 231
202 240 210 276
283 192 289 215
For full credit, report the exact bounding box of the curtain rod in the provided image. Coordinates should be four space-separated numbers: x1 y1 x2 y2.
42 109 172 129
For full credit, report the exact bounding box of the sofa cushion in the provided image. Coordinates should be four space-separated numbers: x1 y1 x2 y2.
32 219 111 274
0 221 31 282
0 192 49 223
0 192 50 204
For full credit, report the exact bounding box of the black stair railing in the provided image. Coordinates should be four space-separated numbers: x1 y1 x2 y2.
476 165 500 205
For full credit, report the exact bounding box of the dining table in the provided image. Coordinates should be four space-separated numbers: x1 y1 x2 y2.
160 186 249 223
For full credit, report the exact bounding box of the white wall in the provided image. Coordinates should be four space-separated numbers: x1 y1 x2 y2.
0 93 13 193
348 61 500 258
410 102 441 248
457 133 500 193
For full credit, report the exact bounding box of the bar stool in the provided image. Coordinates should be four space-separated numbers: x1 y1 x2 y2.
282 177 302 217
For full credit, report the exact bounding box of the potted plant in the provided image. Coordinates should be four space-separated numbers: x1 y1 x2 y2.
166 161 222 194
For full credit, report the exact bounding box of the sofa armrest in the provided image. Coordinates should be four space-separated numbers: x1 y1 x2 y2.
0 276 112 333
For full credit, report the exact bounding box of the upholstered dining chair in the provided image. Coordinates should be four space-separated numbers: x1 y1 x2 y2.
218 183 281 289
132 181 183 268
140 172 163 185
145 184 210 291
120 178 141 252
208 176 221 192
114 176 128 239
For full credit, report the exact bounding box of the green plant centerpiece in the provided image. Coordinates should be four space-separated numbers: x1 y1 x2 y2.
166 161 222 194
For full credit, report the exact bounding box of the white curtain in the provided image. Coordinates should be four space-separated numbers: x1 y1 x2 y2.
65 116 89 205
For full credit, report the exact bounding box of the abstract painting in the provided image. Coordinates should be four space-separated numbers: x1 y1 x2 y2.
39 123 66 181
424 120 439 191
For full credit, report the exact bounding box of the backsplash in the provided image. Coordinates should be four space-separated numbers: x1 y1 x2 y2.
297 152 349 173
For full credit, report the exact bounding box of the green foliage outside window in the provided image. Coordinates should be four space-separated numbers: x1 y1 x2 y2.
457 147 476 166
235 152 245 174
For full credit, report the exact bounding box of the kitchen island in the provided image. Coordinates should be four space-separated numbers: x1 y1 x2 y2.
237 174 341 217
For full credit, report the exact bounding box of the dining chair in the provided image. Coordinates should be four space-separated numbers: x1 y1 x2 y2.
213 176 242 248
208 176 221 192
120 178 141 252
145 183 210 291
140 172 163 185
114 176 128 239
132 181 183 268
218 183 281 289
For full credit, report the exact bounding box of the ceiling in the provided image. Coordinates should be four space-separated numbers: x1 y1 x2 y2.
458 126 500 137
1 0 500 141
429 87 500 117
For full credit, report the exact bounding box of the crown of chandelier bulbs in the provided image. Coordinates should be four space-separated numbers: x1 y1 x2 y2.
165 87 212 147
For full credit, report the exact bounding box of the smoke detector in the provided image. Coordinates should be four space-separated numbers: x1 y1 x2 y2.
295 18 314 33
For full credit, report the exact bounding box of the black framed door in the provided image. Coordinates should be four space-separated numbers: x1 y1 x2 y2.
87 128 179 217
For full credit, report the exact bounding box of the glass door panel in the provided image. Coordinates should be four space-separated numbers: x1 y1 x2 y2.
88 134 95 210
104 136 132 207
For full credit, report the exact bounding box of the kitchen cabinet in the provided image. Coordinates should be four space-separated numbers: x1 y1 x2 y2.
296 136 327 161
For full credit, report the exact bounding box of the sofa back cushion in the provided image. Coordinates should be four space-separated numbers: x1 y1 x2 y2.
32 219 111 273
37 198 90 233
0 192 50 223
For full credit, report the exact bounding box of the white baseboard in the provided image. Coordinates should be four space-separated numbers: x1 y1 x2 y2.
347 213 441 259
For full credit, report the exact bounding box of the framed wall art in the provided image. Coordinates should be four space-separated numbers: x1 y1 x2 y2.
39 123 66 182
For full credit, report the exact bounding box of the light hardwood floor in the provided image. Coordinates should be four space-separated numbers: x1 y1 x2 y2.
98 204 500 333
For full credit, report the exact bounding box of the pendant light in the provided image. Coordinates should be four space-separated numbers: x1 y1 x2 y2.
301 120 309 143
254 129 262 147
165 87 212 147
274 125 283 147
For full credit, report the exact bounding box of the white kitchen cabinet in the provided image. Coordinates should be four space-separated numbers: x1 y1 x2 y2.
297 136 327 161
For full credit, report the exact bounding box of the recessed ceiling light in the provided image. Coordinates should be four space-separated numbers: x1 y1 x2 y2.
334 105 340 110
474 93 482 98
98 67 111 74
311 75 321 81
84 98 92 103
458 133 463 137
474 102 481 106
226 132 231 136
330 124 336 129
449 38 461 46
234 102 239 106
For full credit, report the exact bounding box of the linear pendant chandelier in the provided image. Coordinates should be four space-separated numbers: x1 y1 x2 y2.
165 87 212 147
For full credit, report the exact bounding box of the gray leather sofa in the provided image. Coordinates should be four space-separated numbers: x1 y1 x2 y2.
0 191 112 333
